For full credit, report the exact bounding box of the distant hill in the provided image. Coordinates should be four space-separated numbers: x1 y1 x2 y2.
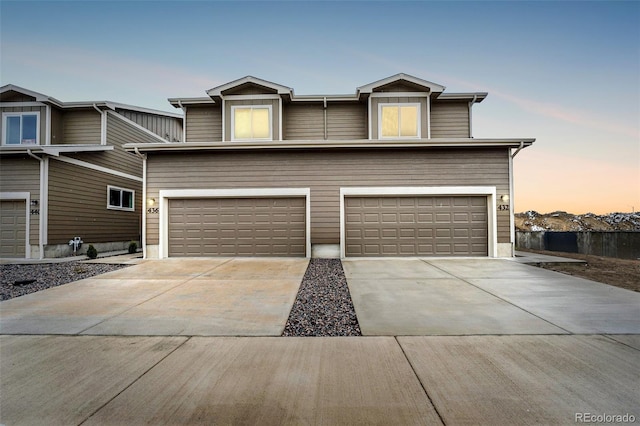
515 211 640 232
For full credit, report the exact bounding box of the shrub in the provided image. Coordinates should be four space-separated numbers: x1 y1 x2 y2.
86 245 98 259
128 241 138 254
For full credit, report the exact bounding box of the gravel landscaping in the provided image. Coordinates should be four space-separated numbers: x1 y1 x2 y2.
283 259 361 337
1 262 130 301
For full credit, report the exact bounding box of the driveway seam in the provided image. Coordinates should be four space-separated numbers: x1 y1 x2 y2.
394 336 446 426
77 259 235 335
78 336 191 425
421 259 574 335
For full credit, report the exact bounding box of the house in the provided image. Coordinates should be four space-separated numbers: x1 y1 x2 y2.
0 85 183 259
124 74 534 259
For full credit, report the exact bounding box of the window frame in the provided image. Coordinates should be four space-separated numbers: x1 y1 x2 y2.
107 185 135 211
230 105 273 141
2 111 41 145
378 103 421 139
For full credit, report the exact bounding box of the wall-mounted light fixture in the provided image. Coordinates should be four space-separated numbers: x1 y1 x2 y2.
30 200 39 206
147 198 156 206
500 195 510 202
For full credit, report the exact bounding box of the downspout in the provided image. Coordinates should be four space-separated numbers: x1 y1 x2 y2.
93 104 106 145
508 141 525 256
323 97 328 140
511 141 525 158
468 95 477 138
27 149 45 259
178 101 187 142
134 147 148 259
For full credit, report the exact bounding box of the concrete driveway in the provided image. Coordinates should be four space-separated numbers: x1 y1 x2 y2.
1 256 639 425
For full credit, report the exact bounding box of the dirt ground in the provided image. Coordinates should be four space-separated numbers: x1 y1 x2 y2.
519 249 640 292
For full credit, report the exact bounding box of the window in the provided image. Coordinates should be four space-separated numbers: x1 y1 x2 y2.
107 186 135 211
2 112 40 145
379 104 420 138
231 106 272 141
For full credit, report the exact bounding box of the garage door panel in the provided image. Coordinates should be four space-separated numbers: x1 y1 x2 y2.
0 200 27 258
345 196 488 257
168 197 306 257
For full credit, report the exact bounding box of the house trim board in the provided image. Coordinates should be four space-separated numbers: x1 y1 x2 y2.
0 192 30 258
339 186 498 259
51 155 143 182
157 188 312 259
0 102 46 108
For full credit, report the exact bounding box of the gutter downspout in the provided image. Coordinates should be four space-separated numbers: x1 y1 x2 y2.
177 101 187 142
508 141 525 257
511 141 525 158
323 97 328 140
468 95 477 138
93 104 106 145
134 147 148 259
27 149 45 259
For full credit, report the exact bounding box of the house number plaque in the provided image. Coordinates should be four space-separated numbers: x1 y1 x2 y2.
147 207 159 214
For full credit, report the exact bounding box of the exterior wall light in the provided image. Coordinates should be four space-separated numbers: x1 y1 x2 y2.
501 195 510 202
147 198 156 206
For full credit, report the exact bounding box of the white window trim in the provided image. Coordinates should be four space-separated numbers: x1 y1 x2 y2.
377 103 421 139
107 185 135 211
230 105 273 142
157 188 311 259
339 186 497 259
2 111 41 145
0 192 31 258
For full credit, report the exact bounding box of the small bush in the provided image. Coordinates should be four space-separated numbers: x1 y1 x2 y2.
128 241 138 254
86 245 98 259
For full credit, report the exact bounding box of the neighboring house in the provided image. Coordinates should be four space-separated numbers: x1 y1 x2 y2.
124 73 534 259
0 85 183 259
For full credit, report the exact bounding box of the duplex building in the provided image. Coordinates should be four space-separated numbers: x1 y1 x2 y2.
125 74 534 259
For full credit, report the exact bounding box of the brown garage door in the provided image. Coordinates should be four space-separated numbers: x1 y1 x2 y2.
345 196 488 257
168 197 306 257
1 200 27 258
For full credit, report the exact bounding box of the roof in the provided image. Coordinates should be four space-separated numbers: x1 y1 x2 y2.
0 84 182 118
0 144 114 156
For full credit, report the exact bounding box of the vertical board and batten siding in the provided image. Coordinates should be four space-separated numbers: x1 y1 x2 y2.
185 105 222 142
50 107 63 145
145 148 511 246
62 109 101 145
283 103 325 140
1 93 36 102
326 103 367 140
117 109 183 142
0 106 47 145
67 113 144 177
47 160 141 244
222 85 278 96
370 97 428 139
430 101 470 138
373 82 422 92
0 156 40 245
224 99 280 141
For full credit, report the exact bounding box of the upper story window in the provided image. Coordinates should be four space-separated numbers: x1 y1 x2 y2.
231 105 272 141
379 103 420 139
107 186 135 211
2 112 40 145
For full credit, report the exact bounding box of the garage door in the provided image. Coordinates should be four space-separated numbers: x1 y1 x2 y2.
0 200 27 258
345 196 488 257
168 197 306 257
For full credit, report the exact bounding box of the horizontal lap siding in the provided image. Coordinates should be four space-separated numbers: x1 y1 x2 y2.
146 148 511 245
62 110 101 145
431 101 470 138
47 160 141 244
326 103 367 140
283 104 324 140
185 106 222 142
0 156 40 245
118 110 183 142
50 107 63 145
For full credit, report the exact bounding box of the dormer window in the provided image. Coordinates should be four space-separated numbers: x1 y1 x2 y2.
2 112 39 145
231 105 272 141
379 103 420 139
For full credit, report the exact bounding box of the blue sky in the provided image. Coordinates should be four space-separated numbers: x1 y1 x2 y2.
1 1 639 214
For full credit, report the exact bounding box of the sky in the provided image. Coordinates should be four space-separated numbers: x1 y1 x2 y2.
1 1 638 214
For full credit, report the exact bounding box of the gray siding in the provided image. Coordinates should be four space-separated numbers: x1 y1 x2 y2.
223 84 278 96
430 101 470 138
0 106 47 145
117 109 183 142
145 148 511 245
224 99 280 141
371 97 428 139
185 105 222 142
50 107 63 145
326 103 367 140
61 109 101 145
0 156 40 245
47 159 141 244
283 103 324 140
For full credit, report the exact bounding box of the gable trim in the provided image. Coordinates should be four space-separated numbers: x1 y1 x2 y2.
52 155 143 182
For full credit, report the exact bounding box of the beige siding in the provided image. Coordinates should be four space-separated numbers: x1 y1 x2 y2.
68 113 144 177
283 103 324 140
47 160 141 244
61 109 101 145
146 148 511 245
224 99 280 141
0 106 47 145
0 156 40 245
430 101 470 138
117 109 183 142
371 97 427 139
50 107 64 145
326 103 367 140
185 105 222 142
